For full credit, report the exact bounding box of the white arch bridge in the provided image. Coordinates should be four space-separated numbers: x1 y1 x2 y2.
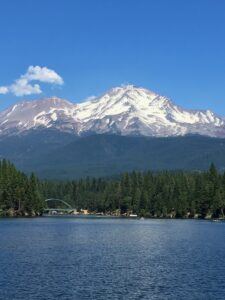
44 198 77 214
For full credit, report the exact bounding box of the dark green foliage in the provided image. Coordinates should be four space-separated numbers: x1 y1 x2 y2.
2 132 225 179
1 159 225 219
0 160 44 216
29 135 225 179
40 163 225 219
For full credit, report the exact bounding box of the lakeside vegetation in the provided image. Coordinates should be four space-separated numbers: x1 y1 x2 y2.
1 159 225 219
0 160 44 216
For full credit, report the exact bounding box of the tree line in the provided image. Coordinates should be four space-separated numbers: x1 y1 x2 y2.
0 160 44 216
41 163 225 218
1 159 225 218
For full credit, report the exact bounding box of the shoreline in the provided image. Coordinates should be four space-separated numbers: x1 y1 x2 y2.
1 213 224 222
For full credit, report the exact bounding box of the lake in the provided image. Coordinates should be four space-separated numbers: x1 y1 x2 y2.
0 217 225 299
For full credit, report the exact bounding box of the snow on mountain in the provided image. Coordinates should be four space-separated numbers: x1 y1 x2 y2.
75 85 224 137
0 85 224 137
0 97 79 135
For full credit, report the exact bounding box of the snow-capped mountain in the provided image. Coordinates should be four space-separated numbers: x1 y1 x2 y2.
0 97 79 135
0 85 224 137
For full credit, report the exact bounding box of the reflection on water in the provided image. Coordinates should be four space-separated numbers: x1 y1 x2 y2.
0 217 225 299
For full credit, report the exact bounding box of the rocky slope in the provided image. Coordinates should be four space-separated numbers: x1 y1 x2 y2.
0 85 224 137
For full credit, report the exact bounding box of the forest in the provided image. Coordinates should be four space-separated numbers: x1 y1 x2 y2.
0 160 44 216
1 159 225 218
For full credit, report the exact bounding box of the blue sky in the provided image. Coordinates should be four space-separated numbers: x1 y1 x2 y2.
0 0 225 115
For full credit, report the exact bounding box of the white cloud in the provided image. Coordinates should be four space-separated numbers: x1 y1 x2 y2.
23 66 64 85
0 66 64 97
10 79 42 96
0 86 9 94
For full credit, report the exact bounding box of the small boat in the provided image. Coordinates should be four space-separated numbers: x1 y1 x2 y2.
129 214 138 218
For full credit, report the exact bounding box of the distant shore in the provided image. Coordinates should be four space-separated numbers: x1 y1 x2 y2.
1 209 224 222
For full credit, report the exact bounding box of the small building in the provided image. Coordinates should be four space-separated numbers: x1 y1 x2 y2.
80 209 89 215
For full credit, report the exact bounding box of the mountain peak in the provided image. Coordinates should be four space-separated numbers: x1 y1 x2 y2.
0 85 224 137
108 84 158 98
26 96 73 107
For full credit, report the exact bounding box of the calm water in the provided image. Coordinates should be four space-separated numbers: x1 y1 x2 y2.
0 217 225 300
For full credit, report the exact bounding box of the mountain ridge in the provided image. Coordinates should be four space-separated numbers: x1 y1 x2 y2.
1 131 225 179
0 85 224 138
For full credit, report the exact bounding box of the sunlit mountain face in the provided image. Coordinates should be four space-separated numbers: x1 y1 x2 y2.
0 85 224 138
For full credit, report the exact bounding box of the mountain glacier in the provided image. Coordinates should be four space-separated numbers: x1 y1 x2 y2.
0 85 224 137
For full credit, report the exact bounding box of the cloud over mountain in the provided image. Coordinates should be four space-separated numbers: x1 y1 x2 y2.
0 66 63 96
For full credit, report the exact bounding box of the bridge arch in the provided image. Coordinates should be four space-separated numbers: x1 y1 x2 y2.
45 198 72 209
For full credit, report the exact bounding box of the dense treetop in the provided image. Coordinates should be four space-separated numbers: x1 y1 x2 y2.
1 159 225 218
0 159 43 216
